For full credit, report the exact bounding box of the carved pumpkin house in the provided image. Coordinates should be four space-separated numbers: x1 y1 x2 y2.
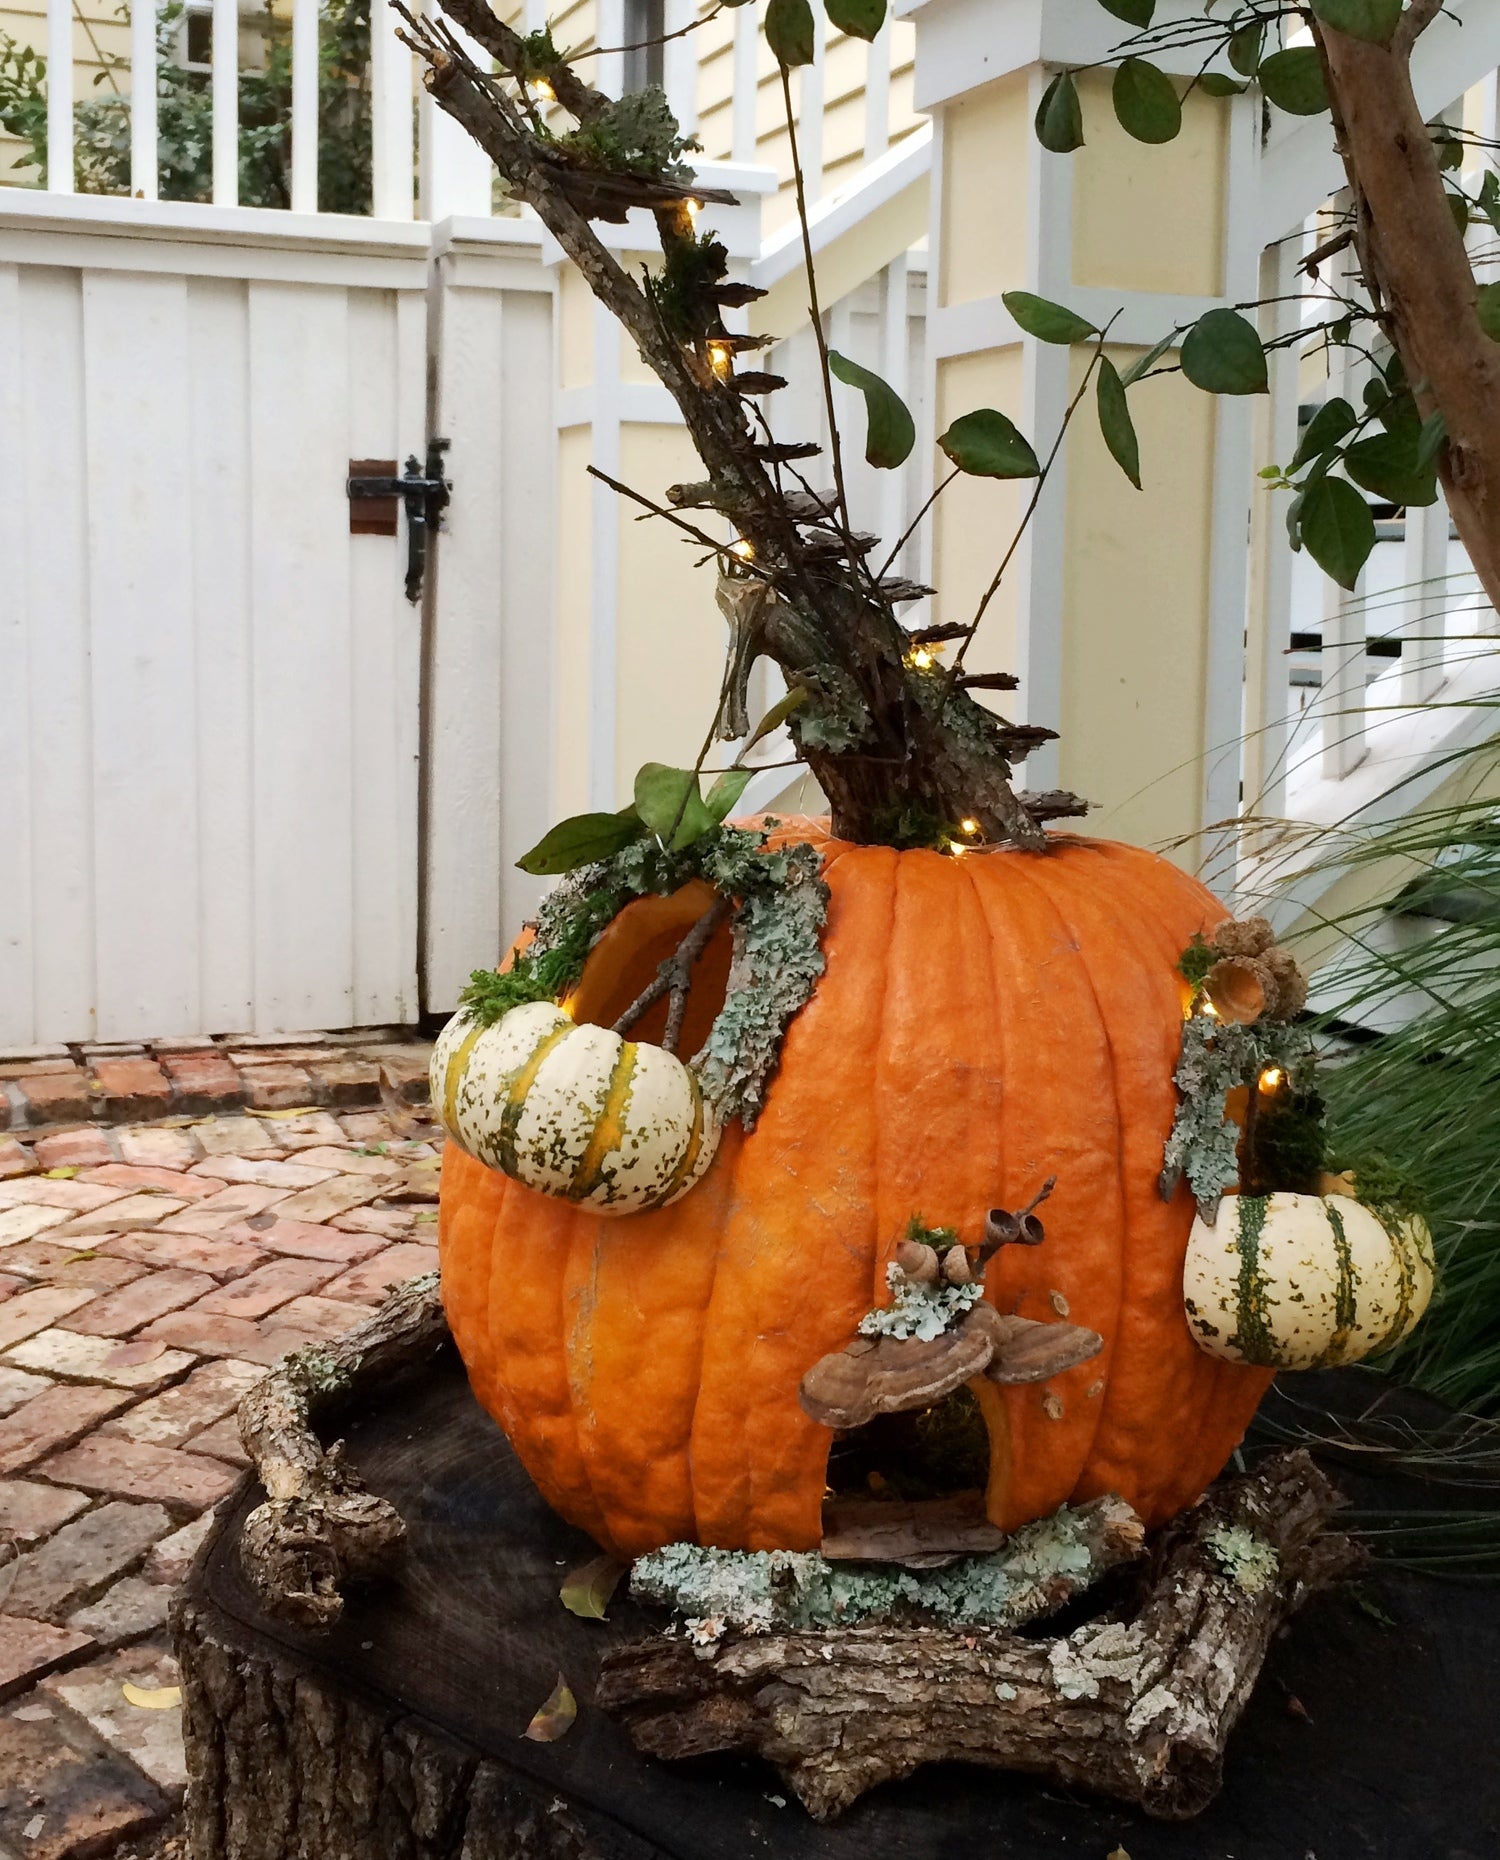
437 819 1279 1562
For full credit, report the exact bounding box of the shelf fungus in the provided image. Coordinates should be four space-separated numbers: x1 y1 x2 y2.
799 1181 1102 1430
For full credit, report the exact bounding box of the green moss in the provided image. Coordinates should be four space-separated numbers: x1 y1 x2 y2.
646 229 730 342
1177 932 1217 989
555 87 699 180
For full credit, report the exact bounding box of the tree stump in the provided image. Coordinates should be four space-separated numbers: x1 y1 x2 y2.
176 1292 1500 1860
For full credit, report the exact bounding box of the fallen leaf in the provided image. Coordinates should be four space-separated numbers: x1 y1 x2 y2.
122 1682 182 1710
63 1251 98 1263
44 1167 79 1179
560 1554 625 1621
523 1673 576 1742
246 1106 319 1120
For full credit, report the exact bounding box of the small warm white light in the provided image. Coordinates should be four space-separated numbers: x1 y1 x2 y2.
906 646 935 670
729 536 754 562
530 76 556 102
960 817 980 837
1200 998 1219 1020
706 339 733 379
685 198 703 222
1259 1067 1283 1091
947 839 969 858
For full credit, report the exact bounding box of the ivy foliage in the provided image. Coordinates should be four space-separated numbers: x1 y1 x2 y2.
0 0 375 211
1009 0 1495 595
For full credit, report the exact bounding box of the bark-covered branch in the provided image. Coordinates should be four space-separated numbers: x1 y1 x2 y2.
1315 19 1500 618
237 1273 449 1630
394 1 1086 848
596 1450 1362 1822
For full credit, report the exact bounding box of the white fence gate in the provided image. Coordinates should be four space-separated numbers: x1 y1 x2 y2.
0 199 549 1046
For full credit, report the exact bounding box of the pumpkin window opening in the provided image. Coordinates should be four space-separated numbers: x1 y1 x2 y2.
565 883 735 1056
822 1385 993 1506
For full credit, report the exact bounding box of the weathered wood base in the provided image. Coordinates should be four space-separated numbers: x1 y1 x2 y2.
598 1452 1360 1821
175 1298 1500 1860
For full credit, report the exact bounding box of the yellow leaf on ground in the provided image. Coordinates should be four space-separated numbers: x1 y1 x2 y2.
560 1554 625 1621
523 1674 576 1742
122 1682 182 1710
44 1167 79 1179
246 1106 320 1120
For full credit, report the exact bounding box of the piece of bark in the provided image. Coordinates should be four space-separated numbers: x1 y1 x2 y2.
597 1449 1361 1823
236 1271 448 1631
818 1492 1012 1565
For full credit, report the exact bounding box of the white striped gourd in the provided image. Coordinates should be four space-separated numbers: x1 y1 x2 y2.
430 1001 720 1215
1182 1190 1433 1370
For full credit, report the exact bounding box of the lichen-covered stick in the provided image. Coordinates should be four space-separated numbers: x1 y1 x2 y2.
597 1449 1363 1822
236 1273 448 1630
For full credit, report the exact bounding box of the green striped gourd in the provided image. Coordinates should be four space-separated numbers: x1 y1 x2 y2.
1182 1190 1433 1370
430 1001 720 1215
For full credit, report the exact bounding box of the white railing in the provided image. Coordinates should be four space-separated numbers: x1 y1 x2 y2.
24 0 912 219
1241 57 1500 880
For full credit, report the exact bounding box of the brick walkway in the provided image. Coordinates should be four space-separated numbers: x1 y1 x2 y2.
0 1055 440 1860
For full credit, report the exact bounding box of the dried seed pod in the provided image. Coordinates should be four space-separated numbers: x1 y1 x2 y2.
1259 945 1308 1020
1212 916 1275 959
895 1240 940 1283
1203 955 1270 1025
942 1245 973 1286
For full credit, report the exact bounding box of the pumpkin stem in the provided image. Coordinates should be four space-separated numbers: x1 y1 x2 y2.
611 893 735 1054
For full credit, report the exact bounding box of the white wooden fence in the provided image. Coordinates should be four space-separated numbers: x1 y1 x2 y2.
0 0 929 1043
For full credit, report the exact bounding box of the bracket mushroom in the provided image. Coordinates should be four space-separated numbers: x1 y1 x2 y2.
799 1304 1103 1429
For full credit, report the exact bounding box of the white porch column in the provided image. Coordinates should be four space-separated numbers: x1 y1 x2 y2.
903 0 1260 863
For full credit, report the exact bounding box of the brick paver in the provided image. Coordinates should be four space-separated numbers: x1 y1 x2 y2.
0 1074 438 1851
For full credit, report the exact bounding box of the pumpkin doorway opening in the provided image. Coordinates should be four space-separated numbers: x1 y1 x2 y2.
566 880 734 1054
820 1385 1006 1556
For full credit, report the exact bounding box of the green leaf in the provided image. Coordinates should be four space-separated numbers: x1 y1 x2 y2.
1180 308 1268 395
1119 328 1178 387
1035 72 1084 153
634 764 717 848
1095 0 1154 24
1228 21 1265 76
560 1555 626 1620
1258 47 1329 116
1198 73 1248 97
1002 290 1097 345
828 350 916 468
1435 132 1466 173
1309 0 1402 45
938 409 1041 479
1447 190 1472 237
766 0 815 67
1291 396 1356 469
1479 171 1500 237
1113 57 1182 144
1416 411 1448 470
517 808 645 875
825 0 885 41
1096 357 1142 489
1300 476 1376 590
705 767 754 822
1286 488 1306 551
1344 431 1439 508
742 684 809 754
1478 282 1500 341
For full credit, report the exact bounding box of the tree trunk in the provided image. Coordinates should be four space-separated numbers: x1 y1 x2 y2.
1317 16 1500 618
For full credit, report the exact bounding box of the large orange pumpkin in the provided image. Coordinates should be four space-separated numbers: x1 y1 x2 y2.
438 820 1274 1561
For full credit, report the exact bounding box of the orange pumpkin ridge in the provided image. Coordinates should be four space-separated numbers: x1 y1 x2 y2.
437 820 1276 1557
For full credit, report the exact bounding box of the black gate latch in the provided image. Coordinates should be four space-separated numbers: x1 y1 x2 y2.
347 440 452 603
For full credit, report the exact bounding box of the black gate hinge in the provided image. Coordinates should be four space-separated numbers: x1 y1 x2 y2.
347 440 452 603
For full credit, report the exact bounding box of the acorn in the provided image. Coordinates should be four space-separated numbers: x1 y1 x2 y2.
896 1240 941 1284
1212 916 1275 959
942 1245 974 1286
